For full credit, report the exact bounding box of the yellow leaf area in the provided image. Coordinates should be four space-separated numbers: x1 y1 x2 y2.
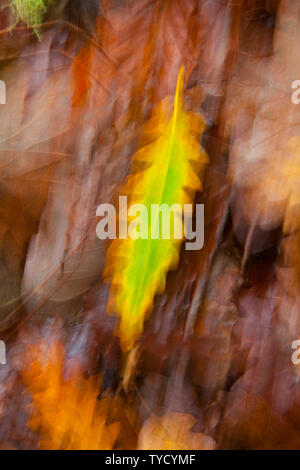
138 412 216 450
22 340 119 450
105 66 208 351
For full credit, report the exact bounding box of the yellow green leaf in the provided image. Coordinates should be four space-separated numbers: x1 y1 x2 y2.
104 66 208 351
